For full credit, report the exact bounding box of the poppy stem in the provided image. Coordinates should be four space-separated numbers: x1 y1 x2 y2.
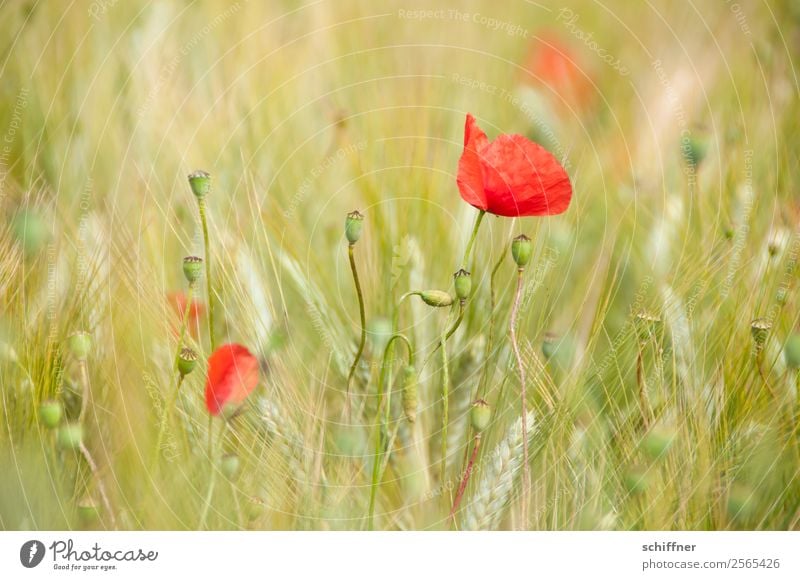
345 242 367 421
368 333 413 530
79 442 117 529
198 197 216 351
151 284 196 470
462 210 486 269
440 325 450 485
419 210 486 371
478 245 509 398
509 267 530 526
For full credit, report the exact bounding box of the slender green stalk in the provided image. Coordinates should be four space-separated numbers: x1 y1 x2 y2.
478 246 509 398
198 198 216 351
368 333 413 529
152 374 185 469
509 267 529 524
345 243 367 418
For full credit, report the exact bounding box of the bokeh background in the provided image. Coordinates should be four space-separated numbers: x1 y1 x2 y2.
1 0 798 530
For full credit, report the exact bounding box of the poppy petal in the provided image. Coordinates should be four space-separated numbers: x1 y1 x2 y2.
205 343 260 416
456 114 490 211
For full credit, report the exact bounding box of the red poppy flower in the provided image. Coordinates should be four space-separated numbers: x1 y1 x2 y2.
456 114 572 217
205 343 260 416
167 291 204 337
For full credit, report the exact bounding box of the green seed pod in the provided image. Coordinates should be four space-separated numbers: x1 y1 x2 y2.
77 496 100 525
39 400 63 429
177 347 198 376
345 210 364 244
541 331 559 360
785 334 800 369
57 423 84 450
681 134 706 168
470 399 491 433
402 365 417 423
727 482 756 522
188 170 211 198
641 425 676 461
68 331 92 360
511 234 533 268
182 255 203 284
419 290 454 308
453 269 472 301
220 453 241 480
635 311 662 341
750 318 771 347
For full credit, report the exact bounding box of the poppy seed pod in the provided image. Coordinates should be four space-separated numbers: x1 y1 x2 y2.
402 365 417 423
68 331 92 360
220 453 241 480
470 399 491 433
345 210 364 244
188 170 211 198
182 256 203 284
39 400 63 429
511 234 533 268
750 318 771 347
57 423 84 450
77 496 100 524
784 334 800 369
178 347 198 376
453 269 472 301
419 290 454 308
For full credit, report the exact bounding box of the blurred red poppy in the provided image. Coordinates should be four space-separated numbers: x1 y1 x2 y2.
456 114 572 217
205 343 260 416
167 291 204 337
522 34 592 109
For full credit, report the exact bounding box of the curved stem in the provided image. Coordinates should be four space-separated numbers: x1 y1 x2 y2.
345 243 367 420
79 442 116 529
478 246 509 398
198 198 216 351
421 301 464 371
368 333 413 529
509 267 529 524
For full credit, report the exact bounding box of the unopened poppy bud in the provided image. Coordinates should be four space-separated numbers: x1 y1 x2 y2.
57 423 84 450
39 400 63 429
402 365 417 423
345 210 364 244
682 135 706 168
182 256 203 284
470 399 491 433
220 453 241 480
68 331 92 360
511 234 533 268
453 269 471 301
188 170 211 198
750 318 771 347
418 290 454 308
178 347 198 376
785 334 800 369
